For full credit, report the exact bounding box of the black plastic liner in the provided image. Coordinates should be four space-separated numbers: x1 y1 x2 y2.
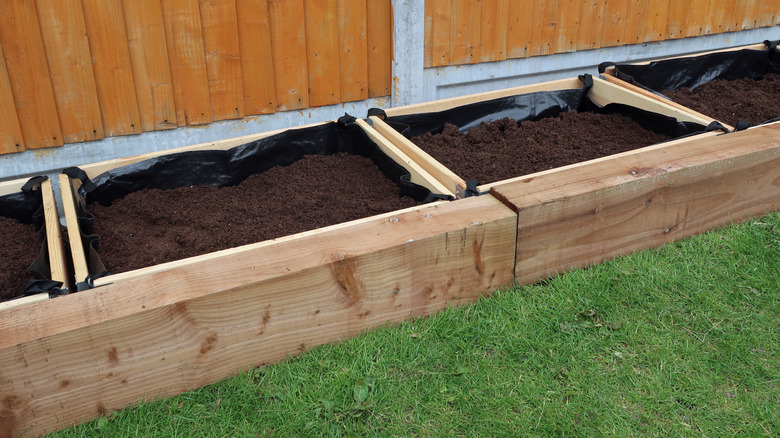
65 117 452 283
0 176 64 299
376 75 707 146
607 41 780 93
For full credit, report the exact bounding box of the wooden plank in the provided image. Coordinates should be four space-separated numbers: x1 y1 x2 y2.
741 0 759 29
337 0 369 102
703 0 726 35
505 0 533 59
622 0 646 44
490 123 780 285
576 0 604 50
665 0 687 38
58 174 90 286
600 0 630 47
370 116 467 196
0 194 517 437
599 73 731 130
0 0 63 149
720 0 744 32
356 118 455 197
588 76 717 127
121 0 177 131
479 0 509 63
430 0 451 67
639 0 670 42
36 0 104 143
683 0 712 37
267 0 309 110
383 77 584 116
0 42 25 154
366 0 392 98
161 0 213 126
0 294 49 312
235 0 277 115
755 0 779 27
40 178 68 289
450 0 481 64
199 0 244 121
553 0 582 53
304 0 341 107
81 0 143 137
528 0 556 56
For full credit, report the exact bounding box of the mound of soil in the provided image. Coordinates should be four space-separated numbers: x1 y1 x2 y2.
0 216 40 302
90 152 421 274
662 73 780 127
410 111 672 184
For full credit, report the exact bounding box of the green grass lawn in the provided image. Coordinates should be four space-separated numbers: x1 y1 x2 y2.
50 213 779 437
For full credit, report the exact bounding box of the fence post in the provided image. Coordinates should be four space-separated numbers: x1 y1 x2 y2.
391 0 425 106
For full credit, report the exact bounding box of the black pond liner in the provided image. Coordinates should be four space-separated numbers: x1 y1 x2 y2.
370 75 710 193
64 116 453 288
0 176 64 301
602 40 780 126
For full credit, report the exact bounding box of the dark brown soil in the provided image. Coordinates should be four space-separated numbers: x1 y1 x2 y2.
0 216 40 302
90 153 420 274
410 111 672 184
663 73 780 127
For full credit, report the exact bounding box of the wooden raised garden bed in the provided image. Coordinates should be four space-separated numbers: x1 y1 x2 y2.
601 42 780 129
0 120 516 437
368 76 780 283
0 177 68 310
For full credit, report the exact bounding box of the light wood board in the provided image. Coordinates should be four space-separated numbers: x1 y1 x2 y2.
490 122 780 284
0 194 517 437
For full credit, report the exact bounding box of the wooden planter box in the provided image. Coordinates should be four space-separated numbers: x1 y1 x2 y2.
0 177 68 310
601 42 780 130
369 75 719 197
0 121 516 437
368 77 780 283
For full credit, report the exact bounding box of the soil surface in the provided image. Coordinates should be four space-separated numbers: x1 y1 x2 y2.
0 216 40 302
410 111 672 184
90 153 421 274
662 73 780 127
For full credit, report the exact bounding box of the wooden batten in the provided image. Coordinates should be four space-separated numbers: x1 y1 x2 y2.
490 122 780 285
0 194 517 437
0 177 68 312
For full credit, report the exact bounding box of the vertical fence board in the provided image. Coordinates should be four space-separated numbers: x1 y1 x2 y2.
451 0 481 64
0 43 25 154
337 0 368 102
480 0 509 62
235 0 277 115
755 1 779 27
641 0 669 41
622 0 646 44
424 0 433 67
741 0 759 29
81 0 142 137
268 0 309 110
554 0 583 53
529 0 557 56
684 0 712 37
0 0 63 149
720 0 742 32
430 0 451 67
366 0 392 97
506 1 533 59
304 0 341 107
601 0 629 46
121 0 177 132
199 0 244 121
703 0 726 35
576 0 604 50
665 0 687 38
36 0 104 143
161 0 212 126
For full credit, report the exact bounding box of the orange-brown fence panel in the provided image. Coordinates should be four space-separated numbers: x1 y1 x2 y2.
0 0 393 155
425 0 780 68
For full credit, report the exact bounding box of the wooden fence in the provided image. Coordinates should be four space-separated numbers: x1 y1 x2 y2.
1 1 779 155
0 0 392 155
424 0 780 67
